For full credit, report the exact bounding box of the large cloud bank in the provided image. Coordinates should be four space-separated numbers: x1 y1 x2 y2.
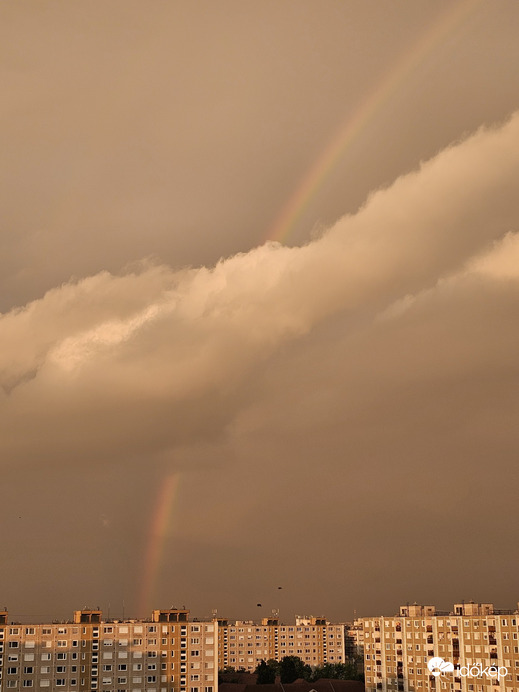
2 113 519 467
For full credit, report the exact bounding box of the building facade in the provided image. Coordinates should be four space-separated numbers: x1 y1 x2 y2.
0 609 217 692
360 602 519 692
216 616 347 671
0 607 354 689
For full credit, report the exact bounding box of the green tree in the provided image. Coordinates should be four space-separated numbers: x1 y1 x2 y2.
255 660 277 684
279 656 312 683
310 661 364 682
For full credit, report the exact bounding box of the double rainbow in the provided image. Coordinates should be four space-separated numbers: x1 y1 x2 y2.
138 0 483 615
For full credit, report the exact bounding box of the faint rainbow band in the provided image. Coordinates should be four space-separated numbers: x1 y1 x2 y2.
138 0 484 615
138 472 181 617
264 0 483 245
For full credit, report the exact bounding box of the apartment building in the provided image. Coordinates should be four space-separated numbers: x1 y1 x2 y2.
216 615 346 671
361 602 519 692
0 608 217 692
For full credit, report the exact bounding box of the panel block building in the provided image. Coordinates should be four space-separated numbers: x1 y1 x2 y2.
360 602 519 692
216 615 347 671
0 606 354 689
0 609 217 692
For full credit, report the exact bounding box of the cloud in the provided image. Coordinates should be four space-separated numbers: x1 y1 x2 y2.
1 112 519 468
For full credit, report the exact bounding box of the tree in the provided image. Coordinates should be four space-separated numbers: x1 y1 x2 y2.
310 661 364 682
218 666 239 684
279 656 312 683
255 660 277 684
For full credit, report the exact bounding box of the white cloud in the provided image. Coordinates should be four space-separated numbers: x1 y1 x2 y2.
1 112 519 467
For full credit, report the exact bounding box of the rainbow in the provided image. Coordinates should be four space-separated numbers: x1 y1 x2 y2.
138 0 484 614
264 0 484 244
138 472 181 617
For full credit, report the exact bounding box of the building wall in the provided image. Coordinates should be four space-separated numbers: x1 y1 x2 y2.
0 610 217 692
360 603 519 692
0 608 353 686
217 617 346 671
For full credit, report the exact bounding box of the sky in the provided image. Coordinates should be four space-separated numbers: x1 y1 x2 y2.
1 0 519 624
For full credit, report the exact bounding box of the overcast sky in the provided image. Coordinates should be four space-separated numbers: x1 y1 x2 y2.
2 0 519 624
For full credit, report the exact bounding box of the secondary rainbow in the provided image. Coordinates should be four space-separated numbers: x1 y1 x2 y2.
137 0 484 615
264 0 483 245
